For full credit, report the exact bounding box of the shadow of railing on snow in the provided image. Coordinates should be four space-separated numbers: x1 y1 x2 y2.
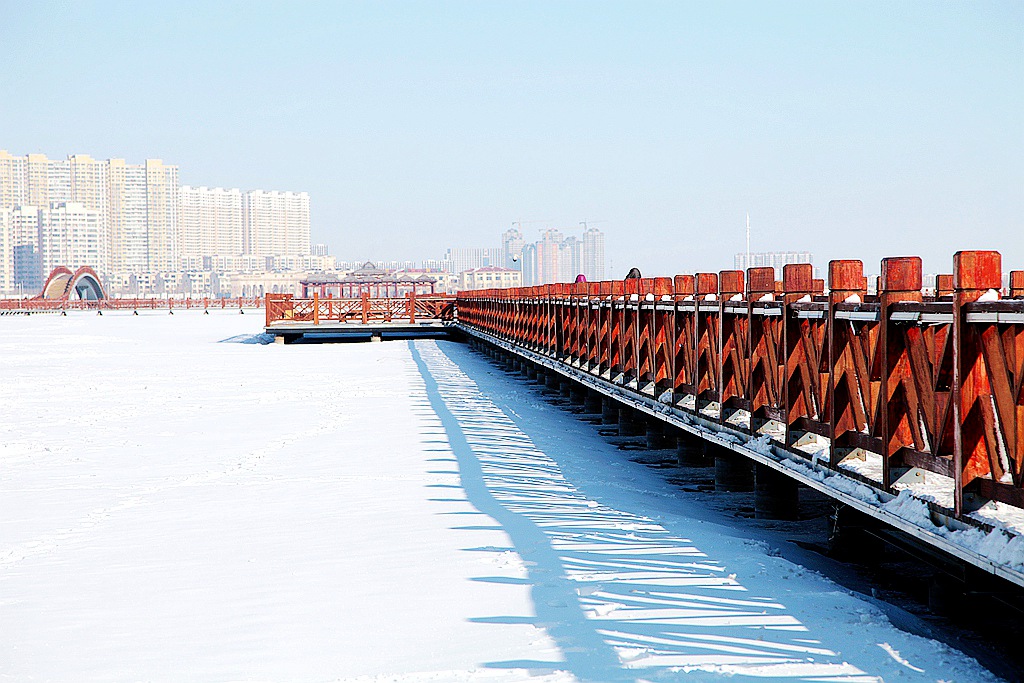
409 340 876 682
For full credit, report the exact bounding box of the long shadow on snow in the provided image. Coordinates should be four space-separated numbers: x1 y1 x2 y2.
410 340 877 682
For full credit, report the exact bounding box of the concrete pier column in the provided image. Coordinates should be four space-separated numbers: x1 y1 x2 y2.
545 371 561 392
676 433 711 467
827 504 884 561
645 420 671 449
714 447 755 492
927 574 965 617
520 361 530 378
618 407 645 437
584 391 603 414
569 384 587 406
560 379 573 398
754 464 799 520
601 397 619 425
526 365 538 381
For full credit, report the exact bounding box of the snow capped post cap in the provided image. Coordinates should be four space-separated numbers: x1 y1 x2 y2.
828 260 865 306
718 270 743 298
673 274 695 299
880 256 923 294
696 272 718 298
778 264 811 305
746 267 775 299
953 250 1001 293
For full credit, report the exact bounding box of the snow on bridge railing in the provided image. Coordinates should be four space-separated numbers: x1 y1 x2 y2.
456 250 1024 523
265 292 456 327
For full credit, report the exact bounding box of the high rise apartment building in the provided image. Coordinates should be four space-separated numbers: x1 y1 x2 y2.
501 228 525 270
581 227 605 281
0 209 11 294
38 202 106 275
107 159 150 273
5 205 45 293
532 229 564 285
515 226 606 286
0 151 27 208
144 159 179 272
179 186 244 260
558 235 581 283
243 190 310 258
0 150 313 294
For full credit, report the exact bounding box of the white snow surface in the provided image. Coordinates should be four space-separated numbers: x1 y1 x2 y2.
0 312 1001 682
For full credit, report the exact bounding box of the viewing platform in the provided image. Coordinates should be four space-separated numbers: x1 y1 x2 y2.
264 292 456 343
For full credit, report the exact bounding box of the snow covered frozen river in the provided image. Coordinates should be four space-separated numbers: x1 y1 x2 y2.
0 312 1001 681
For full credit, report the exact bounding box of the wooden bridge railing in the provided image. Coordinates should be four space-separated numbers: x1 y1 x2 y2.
265 292 455 327
456 250 1024 518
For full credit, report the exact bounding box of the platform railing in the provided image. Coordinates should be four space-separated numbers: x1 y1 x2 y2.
457 250 1024 519
265 292 456 328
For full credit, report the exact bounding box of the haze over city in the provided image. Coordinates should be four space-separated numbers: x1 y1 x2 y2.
1 1 1020 277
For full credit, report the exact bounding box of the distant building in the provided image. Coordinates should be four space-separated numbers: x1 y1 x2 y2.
0 150 315 293
107 158 151 273
459 266 522 291
558 235 581 283
8 205 42 293
501 228 525 270
581 227 605 281
444 247 502 274
0 208 10 294
38 202 107 275
143 159 178 273
178 186 245 263
734 251 813 279
224 270 306 298
512 226 606 286
521 243 537 287
422 258 451 272
243 190 310 258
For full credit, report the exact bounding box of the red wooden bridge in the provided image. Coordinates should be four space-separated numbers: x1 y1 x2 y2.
456 250 1024 588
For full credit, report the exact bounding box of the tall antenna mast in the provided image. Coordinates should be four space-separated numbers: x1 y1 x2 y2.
745 213 750 269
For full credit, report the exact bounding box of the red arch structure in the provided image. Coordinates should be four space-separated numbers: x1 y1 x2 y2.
37 266 106 301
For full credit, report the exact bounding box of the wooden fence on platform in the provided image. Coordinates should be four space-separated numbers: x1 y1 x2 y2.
265 292 455 327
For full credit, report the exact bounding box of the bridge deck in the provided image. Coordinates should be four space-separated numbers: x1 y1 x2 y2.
265 319 454 342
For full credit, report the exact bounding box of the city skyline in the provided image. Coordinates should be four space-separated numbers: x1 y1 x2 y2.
0 146 608 297
1 2 1018 280
0 148 313 295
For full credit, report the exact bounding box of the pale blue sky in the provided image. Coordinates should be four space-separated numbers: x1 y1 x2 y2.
2 1 1021 277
